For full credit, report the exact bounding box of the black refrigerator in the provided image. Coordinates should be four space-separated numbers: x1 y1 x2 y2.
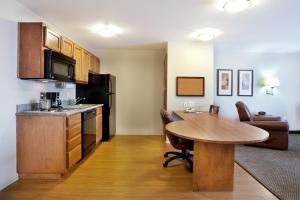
76 73 116 141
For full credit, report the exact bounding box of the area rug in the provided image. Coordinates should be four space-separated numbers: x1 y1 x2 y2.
235 134 300 200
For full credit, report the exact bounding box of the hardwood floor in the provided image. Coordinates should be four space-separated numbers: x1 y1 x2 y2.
0 135 277 200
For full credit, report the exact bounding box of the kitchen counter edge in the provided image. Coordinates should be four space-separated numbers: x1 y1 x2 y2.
16 104 104 116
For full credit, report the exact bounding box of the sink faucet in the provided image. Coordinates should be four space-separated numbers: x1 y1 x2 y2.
75 97 86 104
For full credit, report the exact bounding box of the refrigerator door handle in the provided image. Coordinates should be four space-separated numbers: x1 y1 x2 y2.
109 95 112 111
109 79 112 94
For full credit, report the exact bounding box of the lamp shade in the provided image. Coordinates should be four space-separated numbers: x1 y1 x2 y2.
265 77 280 87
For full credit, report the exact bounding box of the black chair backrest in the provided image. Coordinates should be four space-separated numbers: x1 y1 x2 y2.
160 109 180 147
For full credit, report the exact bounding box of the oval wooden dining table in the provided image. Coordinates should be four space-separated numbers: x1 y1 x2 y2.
165 111 269 192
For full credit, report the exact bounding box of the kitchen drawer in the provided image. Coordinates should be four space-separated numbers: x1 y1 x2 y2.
67 113 81 128
67 123 81 140
67 144 81 169
96 107 102 115
67 134 81 152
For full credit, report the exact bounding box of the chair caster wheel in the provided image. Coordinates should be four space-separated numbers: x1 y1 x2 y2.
163 163 168 168
164 153 168 158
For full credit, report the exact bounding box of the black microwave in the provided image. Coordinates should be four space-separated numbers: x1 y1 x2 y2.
44 50 76 82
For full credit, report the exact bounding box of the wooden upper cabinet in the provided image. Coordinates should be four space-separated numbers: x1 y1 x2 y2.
89 54 95 73
18 22 100 81
73 45 83 83
89 55 100 74
18 22 44 79
61 37 74 58
44 27 61 52
95 57 100 74
81 50 90 83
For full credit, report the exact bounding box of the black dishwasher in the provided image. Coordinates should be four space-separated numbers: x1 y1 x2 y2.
82 109 96 157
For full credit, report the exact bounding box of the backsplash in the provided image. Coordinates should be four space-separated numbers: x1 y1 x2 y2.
15 80 76 104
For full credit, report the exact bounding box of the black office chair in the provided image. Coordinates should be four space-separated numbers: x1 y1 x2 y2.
160 109 193 170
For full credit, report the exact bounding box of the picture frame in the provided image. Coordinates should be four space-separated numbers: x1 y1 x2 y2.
238 70 253 96
176 77 205 96
217 69 233 96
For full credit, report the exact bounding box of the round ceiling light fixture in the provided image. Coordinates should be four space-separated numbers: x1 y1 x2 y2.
223 0 252 12
190 28 223 42
91 23 123 37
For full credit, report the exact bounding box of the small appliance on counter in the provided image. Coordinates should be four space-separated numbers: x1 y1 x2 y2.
39 92 61 110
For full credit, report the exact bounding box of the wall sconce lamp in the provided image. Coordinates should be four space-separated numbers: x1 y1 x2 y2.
265 77 280 95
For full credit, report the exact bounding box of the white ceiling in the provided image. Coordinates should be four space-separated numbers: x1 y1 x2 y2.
17 0 300 52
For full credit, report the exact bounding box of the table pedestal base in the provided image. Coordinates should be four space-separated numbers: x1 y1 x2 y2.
193 141 235 192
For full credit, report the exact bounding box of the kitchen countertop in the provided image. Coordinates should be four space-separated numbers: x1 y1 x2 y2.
16 104 104 116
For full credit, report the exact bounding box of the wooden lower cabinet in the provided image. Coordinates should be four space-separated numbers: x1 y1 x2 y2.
67 145 82 169
66 113 82 169
17 113 82 179
67 134 81 151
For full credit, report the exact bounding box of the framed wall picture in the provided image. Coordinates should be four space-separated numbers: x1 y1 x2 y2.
238 70 253 96
176 77 205 96
217 69 233 96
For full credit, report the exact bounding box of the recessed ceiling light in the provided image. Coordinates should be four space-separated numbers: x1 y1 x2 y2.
190 28 223 41
91 24 123 37
223 0 252 12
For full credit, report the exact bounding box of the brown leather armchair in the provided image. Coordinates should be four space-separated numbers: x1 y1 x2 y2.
235 101 289 150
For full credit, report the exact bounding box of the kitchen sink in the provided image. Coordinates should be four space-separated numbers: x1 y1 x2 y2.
62 104 94 110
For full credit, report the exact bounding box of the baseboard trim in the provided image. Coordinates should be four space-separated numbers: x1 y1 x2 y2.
289 131 300 134
0 175 18 191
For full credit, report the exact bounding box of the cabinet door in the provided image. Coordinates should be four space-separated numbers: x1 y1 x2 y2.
95 57 100 74
61 37 74 58
89 54 94 73
74 45 83 83
67 144 82 169
18 22 44 79
96 114 102 143
82 50 90 83
44 27 61 52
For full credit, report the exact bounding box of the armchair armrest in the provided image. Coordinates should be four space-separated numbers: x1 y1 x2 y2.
245 121 289 131
252 116 282 121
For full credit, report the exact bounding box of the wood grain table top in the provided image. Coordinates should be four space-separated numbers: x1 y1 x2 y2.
165 111 269 144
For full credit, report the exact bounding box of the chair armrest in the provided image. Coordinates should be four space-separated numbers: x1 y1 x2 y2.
252 116 282 121
245 121 289 131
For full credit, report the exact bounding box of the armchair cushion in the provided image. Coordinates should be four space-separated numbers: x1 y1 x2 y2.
246 121 289 131
252 116 282 121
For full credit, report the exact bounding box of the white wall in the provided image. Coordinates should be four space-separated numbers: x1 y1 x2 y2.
0 1 76 190
167 41 214 111
96 49 165 134
214 46 300 130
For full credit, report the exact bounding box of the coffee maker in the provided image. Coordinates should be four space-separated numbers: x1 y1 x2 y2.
40 92 61 110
